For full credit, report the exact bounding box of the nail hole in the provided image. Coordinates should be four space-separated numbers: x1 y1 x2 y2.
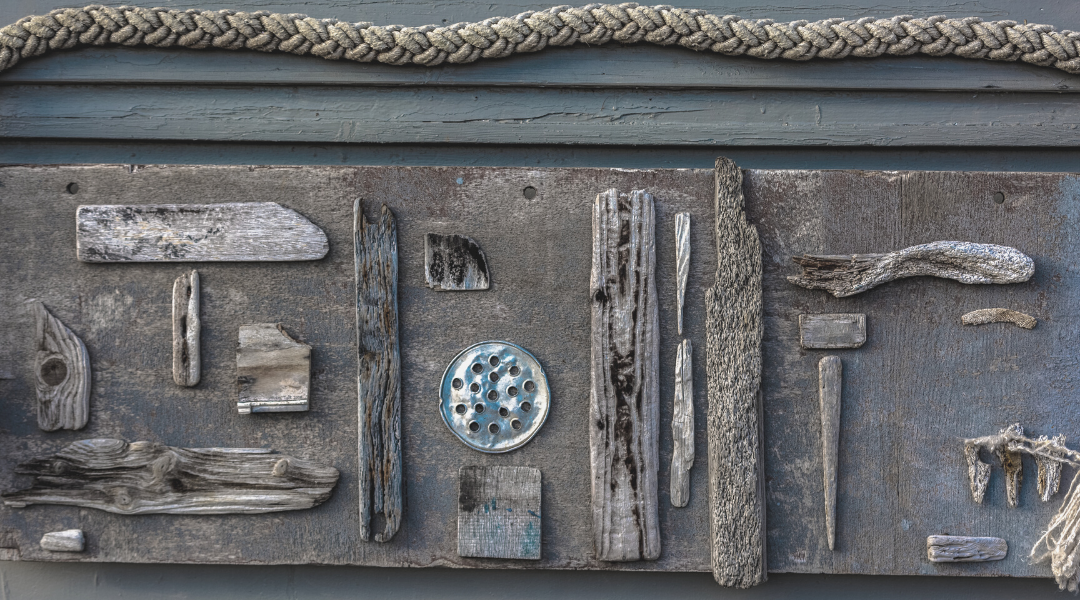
489 355 500 367
487 390 498 401
521 401 532 412
993 191 1006 204
507 386 518 397
488 423 500 434
471 363 483 373
39 358 67 386
469 421 480 432
455 404 467 414
499 406 509 417
523 186 537 199
489 371 500 382
524 380 536 393
474 403 485 413
66 182 79 194
509 366 521 376
511 419 522 430
452 378 463 389
470 382 480 393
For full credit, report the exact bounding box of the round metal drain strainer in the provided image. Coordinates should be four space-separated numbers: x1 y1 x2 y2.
439 341 550 453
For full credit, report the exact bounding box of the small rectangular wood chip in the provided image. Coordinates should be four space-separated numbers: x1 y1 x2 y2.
799 314 867 349
927 535 1007 562
458 466 541 560
236 323 311 414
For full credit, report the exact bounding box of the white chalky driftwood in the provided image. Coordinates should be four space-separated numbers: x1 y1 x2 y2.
172 270 200 387
40 529 84 552
670 339 694 508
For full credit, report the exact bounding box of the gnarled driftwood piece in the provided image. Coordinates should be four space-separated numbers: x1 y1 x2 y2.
706 158 766 587
788 241 1034 297
33 301 90 431
670 339 694 508
425 233 490 291
961 308 1037 330
3 439 339 514
927 536 1007 562
355 200 403 543
589 188 660 562
172 270 200 387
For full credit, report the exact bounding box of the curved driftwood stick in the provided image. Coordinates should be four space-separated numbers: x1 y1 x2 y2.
961 308 1037 329
788 241 1034 297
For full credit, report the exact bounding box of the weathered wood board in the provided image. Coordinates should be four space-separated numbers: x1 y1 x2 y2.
457 466 541 560
0 164 1077 580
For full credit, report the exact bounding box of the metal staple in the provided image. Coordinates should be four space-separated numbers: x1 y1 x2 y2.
1 4 1078 74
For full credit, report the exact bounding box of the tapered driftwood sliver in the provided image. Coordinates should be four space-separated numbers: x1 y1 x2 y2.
706 158 766 588
819 356 842 551
589 188 661 562
172 270 200 387
76 203 328 262
33 301 90 432
2 439 339 514
354 200 403 543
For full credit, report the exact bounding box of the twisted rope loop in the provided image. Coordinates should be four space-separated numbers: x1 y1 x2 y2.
1 4 1079 74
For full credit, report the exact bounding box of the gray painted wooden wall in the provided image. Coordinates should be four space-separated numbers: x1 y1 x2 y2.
2 0 1080 596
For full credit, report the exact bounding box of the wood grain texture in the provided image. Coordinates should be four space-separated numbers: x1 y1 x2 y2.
33 301 89 432
76 203 328 262
670 339 694 508
961 308 1037 329
675 213 690 336
818 356 842 552
589 189 660 562
706 158 765 588
424 233 490 291
965 442 992 504
39 530 83 552
457 466 541 560
2 439 339 514
171 270 200 387
996 424 1024 509
927 536 1007 563
236 323 310 414
354 200 403 543
799 314 866 349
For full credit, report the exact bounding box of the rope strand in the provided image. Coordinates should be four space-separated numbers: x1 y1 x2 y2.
1 5 1078 74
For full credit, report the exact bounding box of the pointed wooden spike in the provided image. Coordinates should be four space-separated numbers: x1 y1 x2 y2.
707 157 766 588
675 212 690 335
172 270 200 387
589 188 661 561
996 423 1024 508
819 356 842 551
33 301 90 431
670 339 694 507
355 199 403 543
964 443 991 504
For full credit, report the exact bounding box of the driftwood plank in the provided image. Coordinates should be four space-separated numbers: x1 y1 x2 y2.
457 466 541 560
670 339 694 508
425 233 490 291
236 324 310 414
927 536 1008 563
589 188 660 562
961 308 1037 330
76 203 328 262
799 314 866 349
675 212 690 335
171 270 200 387
33 301 90 432
354 200 403 543
39 530 84 552
818 356 842 551
706 158 766 588
788 242 1034 297
2 439 339 514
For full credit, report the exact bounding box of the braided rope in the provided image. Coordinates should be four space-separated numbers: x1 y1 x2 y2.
1 4 1079 75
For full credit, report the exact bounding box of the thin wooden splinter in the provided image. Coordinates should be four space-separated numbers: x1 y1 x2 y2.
819 356 841 551
172 270 200 386
675 212 690 335
670 339 694 507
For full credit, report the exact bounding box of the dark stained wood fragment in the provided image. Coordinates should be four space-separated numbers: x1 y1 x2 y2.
457 466 541 560
355 199 403 543
3 439 339 514
425 233 490 291
706 158 766 588
172 270 200 387
33 301 90 431
589 188 660 562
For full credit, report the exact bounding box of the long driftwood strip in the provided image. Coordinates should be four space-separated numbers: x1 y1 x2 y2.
961 308 1037 330
788 241 1034 297
40 529 84 552
799 314 866 349
675 212 691 335
670 339 694 508
354 199 403 543
458 466 542 560
33 301 90 432
927 536 1007 563
2 439 339 514
236 323 310 414
706 158 766 588
76 203 328 262
589 188 661 562
425 233 490 291
172 270 200 387
818 356 842 551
